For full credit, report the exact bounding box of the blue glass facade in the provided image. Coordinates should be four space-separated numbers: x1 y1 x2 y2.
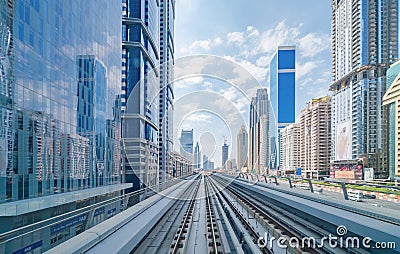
270 47 296 125
0 0 122 202
269 46 296 169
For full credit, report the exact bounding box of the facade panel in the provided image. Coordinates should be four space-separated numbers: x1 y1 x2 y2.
0 0 123 252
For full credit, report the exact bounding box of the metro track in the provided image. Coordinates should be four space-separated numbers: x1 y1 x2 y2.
49 173 398 254
131 176 201 254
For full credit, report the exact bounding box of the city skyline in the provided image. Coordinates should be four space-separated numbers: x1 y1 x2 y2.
173 0 331 166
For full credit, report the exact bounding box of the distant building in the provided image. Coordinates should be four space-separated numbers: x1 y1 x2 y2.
279 123 300 175
202 154 215 170
225 159 237 172
269 46 296 170
210 161 215 170
300 96 331 179
171 152 193 178
179 129 194 162
203 155 209 169
249 89 270 174
222 141 229 167
383 60 400 179
237 126 248 171
194 142 201 169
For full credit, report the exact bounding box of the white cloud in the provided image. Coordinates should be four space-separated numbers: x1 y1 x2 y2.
174 80 189 89
221 87 238 101
184 76 203 84
180 37 223 54
252 21 300 56
185 113 212 123
255 55 271 67
298 33 331 58
297 61 322 80
224 56 268 82
227 32 245 45
246 26 260 38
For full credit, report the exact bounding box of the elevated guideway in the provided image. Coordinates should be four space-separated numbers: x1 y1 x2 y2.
45 173 400 254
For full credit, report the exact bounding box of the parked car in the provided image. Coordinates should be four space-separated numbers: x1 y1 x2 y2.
362 193 376 199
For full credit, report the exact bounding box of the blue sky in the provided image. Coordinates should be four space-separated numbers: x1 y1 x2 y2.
173 0 332 167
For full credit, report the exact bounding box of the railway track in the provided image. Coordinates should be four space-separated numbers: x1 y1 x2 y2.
131 177 201 254
211 174 372 254
169 178 201 254
204 178 221 254
134 174 263 254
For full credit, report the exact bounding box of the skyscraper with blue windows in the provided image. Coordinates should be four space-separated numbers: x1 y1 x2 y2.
159 0 175 183
269 46 296 170
0 0 125 252
122 0 161 191
330 0 399 178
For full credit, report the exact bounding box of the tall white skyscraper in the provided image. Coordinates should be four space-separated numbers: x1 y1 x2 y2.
279 123 300 175
237 125 248 171
249 89 270 174
329 0 399 178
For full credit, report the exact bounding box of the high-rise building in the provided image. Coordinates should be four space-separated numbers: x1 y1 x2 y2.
209 161 215 170
222 141 229 167
0 1 125 252
269 46 296 171
225 159 237 172
179 129 193 161
248 89 269 174
122 0 161 190
300 96 331 179
279 123 300 175
203 154 209 169
158 0 175 183
236 125 248 171
194 142 201 169
171 151 192 177
329 0 398 178
383 60 400 179
202 154 214 170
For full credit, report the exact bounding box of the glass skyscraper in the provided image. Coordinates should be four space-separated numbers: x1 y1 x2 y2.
158 0 175 183
329 0 399 178
0 0 125 252
179 129 193 162
122 0 161 191
269 46 296 170
222 142 229 167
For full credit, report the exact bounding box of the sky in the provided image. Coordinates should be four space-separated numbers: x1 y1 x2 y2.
172 0 332 167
